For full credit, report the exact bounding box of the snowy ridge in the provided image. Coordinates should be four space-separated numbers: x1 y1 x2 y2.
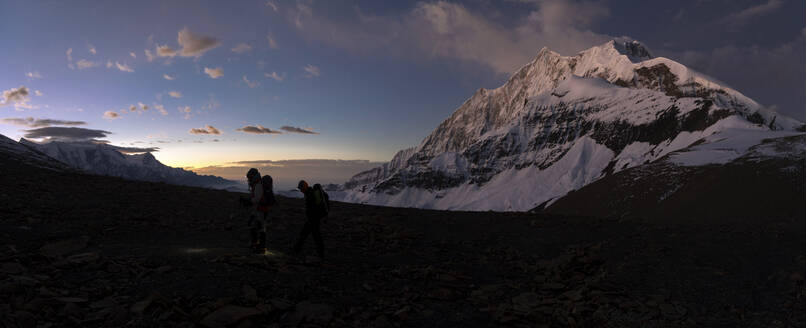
0 134 67 170
337 39 803 211
18 139 241 190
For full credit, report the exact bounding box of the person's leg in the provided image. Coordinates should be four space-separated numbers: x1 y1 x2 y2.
293 219 313 253
258 212 267 250
249 213 258 248
311 218 323 258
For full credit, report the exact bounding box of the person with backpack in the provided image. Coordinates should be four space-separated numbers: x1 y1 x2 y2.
244 168 277 254
292 180 329 258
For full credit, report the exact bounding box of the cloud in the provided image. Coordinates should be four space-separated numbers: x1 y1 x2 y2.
189 125 222 135
265 71 285 81
130 52 137 59
179 106 192 119
110 145 160 154
232 43 252 53
76 59 99 69
243 75 259 88
106 60 113 68
155 27 220 58
163 73 176 80
168 91 183 98
1 86 30 107
155 104 168 116
103 111 121 120
66 48 73 61
721 0 784 27
204 67 223 79
34 90 43 96
202 94 220 110
303 64 320 77
280 125 318 134
23 127 111 142
26 71 43 79
115 61 135 72
178 27 221 57
0 117 86 128
236 125 281 134
266 1 278 12
156 44 178 57
290 1 611 74
267 33 278 49
138 102 149 111
144 49 156 62
87 44 97 55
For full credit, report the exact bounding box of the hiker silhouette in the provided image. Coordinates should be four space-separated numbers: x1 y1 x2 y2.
292 180 329 258
245 168 277 254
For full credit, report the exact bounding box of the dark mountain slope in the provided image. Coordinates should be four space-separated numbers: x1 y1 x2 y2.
546 134 806 221
3 150 806 326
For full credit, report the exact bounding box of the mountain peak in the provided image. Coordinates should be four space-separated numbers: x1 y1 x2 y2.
608 38 652 61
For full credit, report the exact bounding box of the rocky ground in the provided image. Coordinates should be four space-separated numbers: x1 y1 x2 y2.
2 156 806 327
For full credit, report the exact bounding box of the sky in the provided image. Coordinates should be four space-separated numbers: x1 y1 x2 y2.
2 0 805 187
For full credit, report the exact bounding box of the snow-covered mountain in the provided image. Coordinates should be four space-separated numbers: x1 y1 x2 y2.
337 39 805 211
0 134 67 171
17 138 242 190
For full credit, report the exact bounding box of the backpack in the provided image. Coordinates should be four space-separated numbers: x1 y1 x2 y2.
260 175 278 206
312 183 330 216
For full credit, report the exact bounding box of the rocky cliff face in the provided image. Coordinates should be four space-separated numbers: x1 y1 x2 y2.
337 39 803 211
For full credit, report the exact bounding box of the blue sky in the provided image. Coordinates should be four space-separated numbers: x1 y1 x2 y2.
2 0 805 183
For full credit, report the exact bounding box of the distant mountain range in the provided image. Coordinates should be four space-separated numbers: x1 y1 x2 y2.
0 135 241 191
335 39 806 215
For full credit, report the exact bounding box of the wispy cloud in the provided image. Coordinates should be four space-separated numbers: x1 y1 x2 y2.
103 111 121 120
267 32 278 49
0 117 86 128
115 61 135 72
168 91 183 98
34 90 43 96
156 27 221 58
232 43 252 53
281 125 318 134
721 0 784 27
26 71 43 79
179 106 192 119
243 75 260 88
154 104 168 116
144 49 156 62
266 1 278 12
202 94 220 110
189 125 222 135
156 44 177 57
66 48 73 61
204 67 223 79
236 125 281 134
265 71 285 81
303 64 320 77
76 59 99 69
87 44 97 55
163 73 176 80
